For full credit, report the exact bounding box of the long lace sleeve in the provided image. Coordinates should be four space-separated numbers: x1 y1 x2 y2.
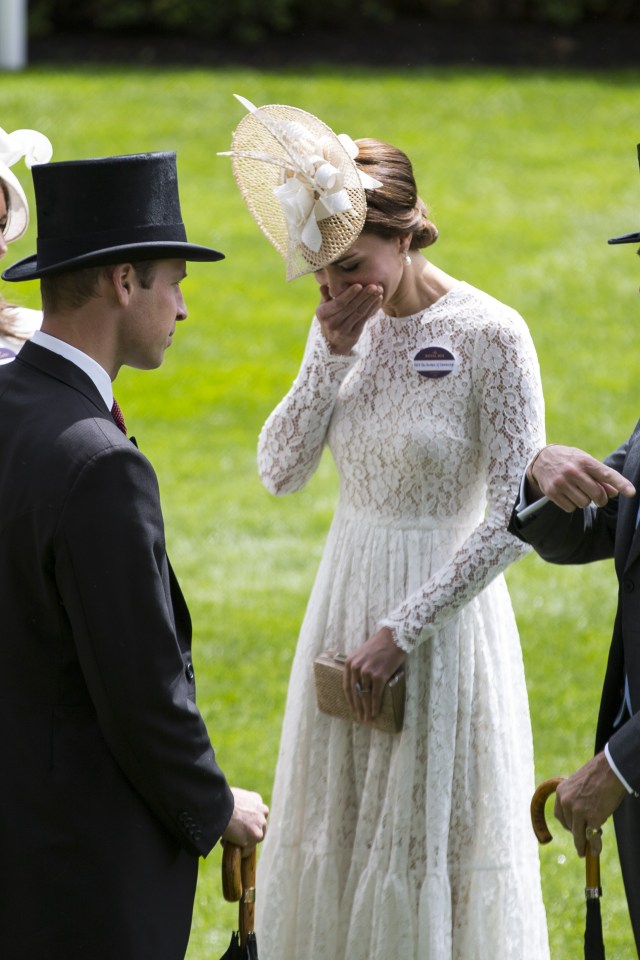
258 318 356 495
379 310 546 652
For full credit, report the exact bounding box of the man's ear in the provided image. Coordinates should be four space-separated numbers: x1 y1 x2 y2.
108 263 135 305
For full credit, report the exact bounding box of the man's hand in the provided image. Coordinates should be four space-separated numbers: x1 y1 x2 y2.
526 444 635 511
554 752 627 856
221 787 269 855
316 283 383 356
343 627 406 722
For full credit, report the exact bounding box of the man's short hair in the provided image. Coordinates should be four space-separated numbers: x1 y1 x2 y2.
40 260 160 313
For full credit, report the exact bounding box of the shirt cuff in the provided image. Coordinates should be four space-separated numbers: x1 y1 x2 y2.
514 464 550 521
604 741 636 795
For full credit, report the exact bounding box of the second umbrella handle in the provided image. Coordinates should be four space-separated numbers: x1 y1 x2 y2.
531 776 602 893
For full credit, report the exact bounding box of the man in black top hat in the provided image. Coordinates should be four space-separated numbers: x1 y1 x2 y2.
0 152 268 960
509 144 640 951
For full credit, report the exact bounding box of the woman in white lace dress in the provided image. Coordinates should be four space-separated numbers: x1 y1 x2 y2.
0 125 52 364
221 98 549 960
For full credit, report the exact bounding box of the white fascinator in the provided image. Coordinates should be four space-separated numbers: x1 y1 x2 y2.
0 126 53 243
218 95 382 281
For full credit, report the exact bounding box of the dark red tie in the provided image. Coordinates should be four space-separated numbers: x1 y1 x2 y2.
111 397 127 436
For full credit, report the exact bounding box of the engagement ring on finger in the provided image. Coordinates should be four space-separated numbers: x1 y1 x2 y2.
585 827 602 839
354 682 371 696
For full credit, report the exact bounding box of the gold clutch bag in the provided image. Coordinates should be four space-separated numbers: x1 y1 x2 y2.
313 650 405 734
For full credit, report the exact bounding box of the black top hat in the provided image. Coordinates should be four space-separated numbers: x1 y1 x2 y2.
608 143 640 245
2 151 224 282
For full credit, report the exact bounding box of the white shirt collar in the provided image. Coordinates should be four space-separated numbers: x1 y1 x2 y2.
31 330 113 410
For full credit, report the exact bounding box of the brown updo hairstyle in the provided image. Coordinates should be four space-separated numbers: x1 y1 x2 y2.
354 138 438 250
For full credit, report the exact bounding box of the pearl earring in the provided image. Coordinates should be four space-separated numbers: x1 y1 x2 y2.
403 252 412 265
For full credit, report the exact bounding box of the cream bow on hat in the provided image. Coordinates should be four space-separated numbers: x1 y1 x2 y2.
219 95 382 280
0 126 53 243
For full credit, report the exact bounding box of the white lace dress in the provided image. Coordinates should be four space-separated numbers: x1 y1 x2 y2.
255 281 549 960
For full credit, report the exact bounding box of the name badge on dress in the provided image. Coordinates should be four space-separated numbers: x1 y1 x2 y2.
412 346 456 379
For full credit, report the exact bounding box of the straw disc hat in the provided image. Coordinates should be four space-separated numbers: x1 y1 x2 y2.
219 95 382 281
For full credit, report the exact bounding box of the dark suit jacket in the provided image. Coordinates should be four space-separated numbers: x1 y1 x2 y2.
0 342 234 960
509 422 640 793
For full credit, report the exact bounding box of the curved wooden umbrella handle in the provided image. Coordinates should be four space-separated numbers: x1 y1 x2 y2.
222 842 243 902
221 844 257 947
239 846 257 945
531 776 565 844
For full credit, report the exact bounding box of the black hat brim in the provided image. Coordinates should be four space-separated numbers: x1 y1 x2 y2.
2 240 224 282
608 231 640 245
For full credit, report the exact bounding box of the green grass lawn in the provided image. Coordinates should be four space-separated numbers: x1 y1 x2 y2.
3 63 640 957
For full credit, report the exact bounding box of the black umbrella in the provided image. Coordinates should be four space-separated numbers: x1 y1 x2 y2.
531 777 605 960
219 843 259 960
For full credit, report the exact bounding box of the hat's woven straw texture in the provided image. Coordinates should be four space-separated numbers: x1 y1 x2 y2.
229 104 367 280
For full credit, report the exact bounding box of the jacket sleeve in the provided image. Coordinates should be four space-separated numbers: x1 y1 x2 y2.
54 442 234 857
608 711 640 794
507 437 630 565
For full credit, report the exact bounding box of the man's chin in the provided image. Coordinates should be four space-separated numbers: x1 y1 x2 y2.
128 354 165 372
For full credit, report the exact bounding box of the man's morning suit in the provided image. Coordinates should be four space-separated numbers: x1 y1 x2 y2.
0 340 234 959
509 423 640 946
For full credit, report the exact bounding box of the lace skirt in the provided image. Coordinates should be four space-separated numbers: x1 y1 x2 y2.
255 509 549 960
